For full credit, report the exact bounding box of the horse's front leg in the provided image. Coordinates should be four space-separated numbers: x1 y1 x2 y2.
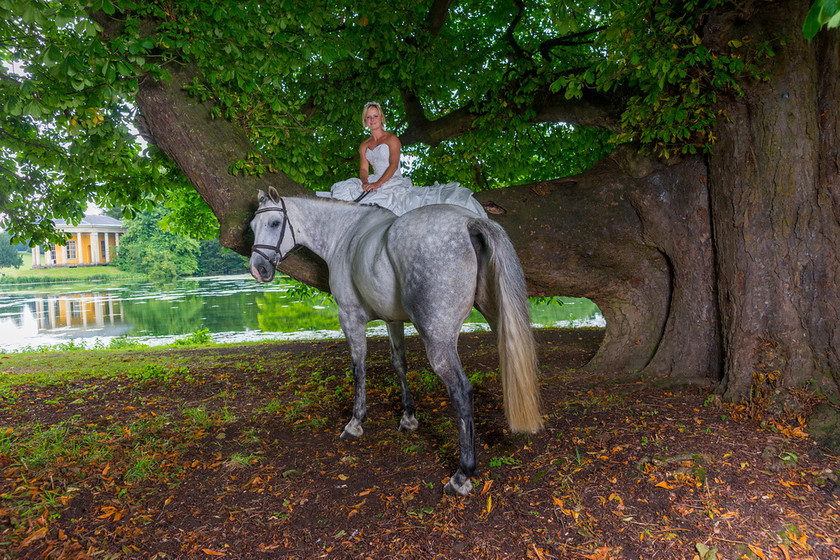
386 321 418 432
339 309 369 440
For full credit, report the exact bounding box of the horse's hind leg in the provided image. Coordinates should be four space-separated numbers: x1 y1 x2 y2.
339 308 368 440
425 338 476 496
386 321 418 432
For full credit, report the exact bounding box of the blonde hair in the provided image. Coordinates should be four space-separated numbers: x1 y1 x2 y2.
361 101 386 129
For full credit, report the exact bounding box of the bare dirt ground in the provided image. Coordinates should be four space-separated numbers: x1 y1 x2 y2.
1 328 839 559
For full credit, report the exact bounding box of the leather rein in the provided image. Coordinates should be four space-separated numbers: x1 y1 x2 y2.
251 198 296 266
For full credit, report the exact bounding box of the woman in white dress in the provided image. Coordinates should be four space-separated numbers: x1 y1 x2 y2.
320 102 487 218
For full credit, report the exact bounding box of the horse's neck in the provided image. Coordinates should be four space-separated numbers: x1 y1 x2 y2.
287 198 381 262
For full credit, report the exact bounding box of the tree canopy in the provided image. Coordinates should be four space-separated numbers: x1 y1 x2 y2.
9 0 836 242
113 208 246 280
0 231 23 268
113 207 200 281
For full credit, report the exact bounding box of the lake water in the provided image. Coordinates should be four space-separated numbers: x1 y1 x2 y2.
0 275 604 352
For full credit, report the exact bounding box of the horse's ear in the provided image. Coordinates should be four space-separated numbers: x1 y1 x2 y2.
268 186 281 204
257 189 267 203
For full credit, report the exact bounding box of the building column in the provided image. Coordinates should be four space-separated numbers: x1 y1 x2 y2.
31 246 40 267
91 231 100 264
102 233 110 262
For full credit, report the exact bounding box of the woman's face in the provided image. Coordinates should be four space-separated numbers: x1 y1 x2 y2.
364 107 383 130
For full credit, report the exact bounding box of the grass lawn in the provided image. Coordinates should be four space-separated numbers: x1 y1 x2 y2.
0 330 837 559
0 251 136 283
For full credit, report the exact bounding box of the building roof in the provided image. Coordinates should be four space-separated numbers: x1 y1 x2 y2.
54 215 124 229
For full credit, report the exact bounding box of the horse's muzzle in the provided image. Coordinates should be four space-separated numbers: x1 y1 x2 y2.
249 254 276 283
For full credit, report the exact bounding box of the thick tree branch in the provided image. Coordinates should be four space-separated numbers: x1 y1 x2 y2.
399 91 480 146
469 147 716 378
505 0 529 60
529 88 623 131
400 85 621 147
538 26 608 60
400 0 619 146
425 0 454 37
134 61 329 290
0 128 64 155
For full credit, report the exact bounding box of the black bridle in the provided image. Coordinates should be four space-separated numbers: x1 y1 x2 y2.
251 198 296 266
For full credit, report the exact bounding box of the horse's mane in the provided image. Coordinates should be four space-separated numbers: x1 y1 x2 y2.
294 194 397 218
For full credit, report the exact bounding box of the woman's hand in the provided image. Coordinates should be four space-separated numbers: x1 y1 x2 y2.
362 181 381 192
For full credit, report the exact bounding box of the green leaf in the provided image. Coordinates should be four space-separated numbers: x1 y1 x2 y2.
804 0 840 39
804 2 824 38
43 44 63 66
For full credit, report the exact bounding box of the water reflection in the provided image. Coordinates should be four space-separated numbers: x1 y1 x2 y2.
256 292 341 333
33 293 125 332
0 293 130 345
0 275 604 351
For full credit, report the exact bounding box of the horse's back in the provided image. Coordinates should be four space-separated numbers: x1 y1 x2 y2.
384 205 480 331
387 205 477 268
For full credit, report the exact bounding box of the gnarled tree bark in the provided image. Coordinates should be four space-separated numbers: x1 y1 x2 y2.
706 1 840 402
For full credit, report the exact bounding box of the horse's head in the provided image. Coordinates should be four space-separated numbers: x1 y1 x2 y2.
249 187 297 282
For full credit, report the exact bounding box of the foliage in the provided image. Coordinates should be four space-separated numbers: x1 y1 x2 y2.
194 239 247 276
104 335 148 350
283 278 333 302
0 0 815 239
54 205 243 280
804 0 840 38
113 207 199 281
0 232 23 269
129 0 616 190
0 0 174 244
158 173 221 240
0 0 636 241
553 0 775 157
172 328 213 346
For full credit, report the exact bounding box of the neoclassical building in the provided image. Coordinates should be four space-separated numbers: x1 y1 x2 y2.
31 215 126 268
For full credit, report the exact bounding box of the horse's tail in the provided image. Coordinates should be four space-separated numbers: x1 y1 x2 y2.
468 219 543 434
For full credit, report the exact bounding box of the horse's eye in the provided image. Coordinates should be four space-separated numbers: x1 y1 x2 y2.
270 220 281 228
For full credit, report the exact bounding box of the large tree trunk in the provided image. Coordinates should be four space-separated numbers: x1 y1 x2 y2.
475 150 718 379
706 1 840 404
135 63 330 290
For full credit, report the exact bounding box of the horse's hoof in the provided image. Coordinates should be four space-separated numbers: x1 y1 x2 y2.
340 420 364 440
443 474 473 496
398 413 419 432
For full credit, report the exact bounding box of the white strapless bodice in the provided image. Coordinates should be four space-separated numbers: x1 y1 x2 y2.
366 144 402 182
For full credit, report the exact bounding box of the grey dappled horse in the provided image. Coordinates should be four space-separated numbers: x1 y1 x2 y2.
249 188 542 496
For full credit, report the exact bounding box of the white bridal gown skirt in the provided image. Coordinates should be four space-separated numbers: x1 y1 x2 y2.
319 175 487 218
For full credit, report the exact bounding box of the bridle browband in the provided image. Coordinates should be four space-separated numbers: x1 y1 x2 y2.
251 197 296 266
